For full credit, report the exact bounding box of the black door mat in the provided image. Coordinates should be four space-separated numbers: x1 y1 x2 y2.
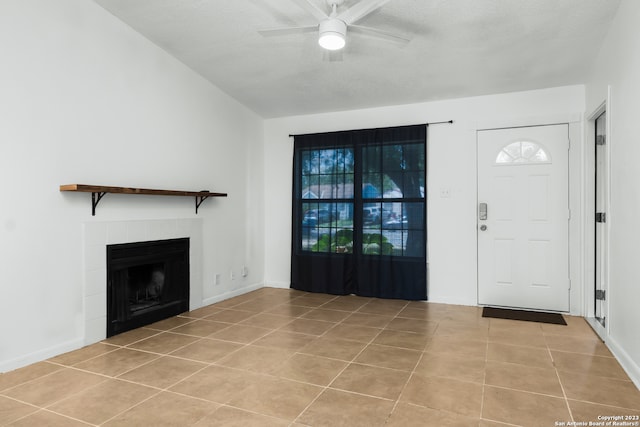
482 307 567 325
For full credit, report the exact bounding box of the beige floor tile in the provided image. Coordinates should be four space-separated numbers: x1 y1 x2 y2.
297 388 395 427
169 365 265 404
386 317 438 334
47 343 118 367
0 362 62 392
180 304 222 319
387 403 480 427
568 399 640 421
216 345 294 374
488 329 548 348
103 391 218 426
426 335 488 358
540 315 595 337
433 320 490 340
73 348 160 376
278 318 336 336
275 353 347 386
252 330 316 351
239 313 295 329
193 406 290 426
342 312 394 328
291 294 338 308
301 308 351 322
354 344 422 371
169 319 231 337
117 355 207 388
487 343 553 368
0 395 38 425
213 295 254 308
169 338 243 363
9 291 640 427
227 376 322 421
232 299 284 313
146 316 195 331
205 309 256 323
488 318 545 334
208 324 271 344
323 324 382 342
265 304 312 317
544 334 611 356
330 363 410 400
126 332 200 354
482 385 570 427
3 368 106 407
484 360 563 396
372 329 431 351
299 337 367 361
558 371 640 410
103 327 159 346
323 295 370 311
401 375 483 417
47 379 157 424
397 306 448 322
479 419 519 427
551 351 628 379
357 300 407 316
414 352 485 384
8 409 92 426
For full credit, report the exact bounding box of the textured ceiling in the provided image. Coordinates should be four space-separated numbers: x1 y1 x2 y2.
93 0 621 118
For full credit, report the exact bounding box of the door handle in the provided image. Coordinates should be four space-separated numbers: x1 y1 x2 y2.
479 203 488 220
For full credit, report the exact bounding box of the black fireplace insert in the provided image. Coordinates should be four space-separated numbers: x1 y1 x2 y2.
107 238 189 337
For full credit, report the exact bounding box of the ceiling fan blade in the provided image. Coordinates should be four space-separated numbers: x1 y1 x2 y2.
338 0 392 25
258 25 318 37
292 0 329 22
349 24 409 45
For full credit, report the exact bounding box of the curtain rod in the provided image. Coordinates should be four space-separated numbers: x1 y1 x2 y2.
288 120 454 137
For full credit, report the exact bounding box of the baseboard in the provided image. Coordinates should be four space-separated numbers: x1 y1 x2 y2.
263 281 290 289
201 282 264 306
0 338 84 374
585 317 640 390
605 334 640 390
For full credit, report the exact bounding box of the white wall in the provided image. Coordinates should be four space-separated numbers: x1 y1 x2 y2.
585 0 640 387
263 85 585 308
0 0 264 372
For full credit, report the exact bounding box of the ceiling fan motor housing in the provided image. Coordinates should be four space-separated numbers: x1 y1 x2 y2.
318 18 347 50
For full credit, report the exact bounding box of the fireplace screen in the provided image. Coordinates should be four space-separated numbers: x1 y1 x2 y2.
107 238 189 337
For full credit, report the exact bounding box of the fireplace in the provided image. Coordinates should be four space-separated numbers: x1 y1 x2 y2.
107 238 190 337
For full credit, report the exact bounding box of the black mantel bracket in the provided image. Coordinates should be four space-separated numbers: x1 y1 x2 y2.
60 184 227 216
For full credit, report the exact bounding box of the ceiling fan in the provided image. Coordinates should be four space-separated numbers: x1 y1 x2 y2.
258 0 409 52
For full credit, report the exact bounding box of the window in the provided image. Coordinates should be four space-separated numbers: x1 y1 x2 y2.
496 140 551 165
292 125 427 300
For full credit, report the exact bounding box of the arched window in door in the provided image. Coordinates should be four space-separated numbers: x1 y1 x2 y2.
495 140 551 165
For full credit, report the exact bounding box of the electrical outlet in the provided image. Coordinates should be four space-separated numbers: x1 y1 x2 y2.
214 273 221 286
241 266 248 277
230 270 235 280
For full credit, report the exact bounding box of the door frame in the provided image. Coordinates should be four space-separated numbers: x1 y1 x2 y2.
473 113 583 315
584 92 611 338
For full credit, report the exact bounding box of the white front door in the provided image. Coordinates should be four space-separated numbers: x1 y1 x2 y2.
477 125 570 312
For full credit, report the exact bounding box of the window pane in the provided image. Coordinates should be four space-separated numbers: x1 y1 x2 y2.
496 141 551 165
305 202 354 253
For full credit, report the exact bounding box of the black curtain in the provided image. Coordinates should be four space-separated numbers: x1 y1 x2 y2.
291 124 427 300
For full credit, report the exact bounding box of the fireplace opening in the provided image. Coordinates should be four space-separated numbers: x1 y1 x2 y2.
107 238 189 337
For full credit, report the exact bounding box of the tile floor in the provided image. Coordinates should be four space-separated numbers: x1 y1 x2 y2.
1 288 639 426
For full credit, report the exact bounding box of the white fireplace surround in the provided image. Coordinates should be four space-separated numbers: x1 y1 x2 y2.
83 219 203 344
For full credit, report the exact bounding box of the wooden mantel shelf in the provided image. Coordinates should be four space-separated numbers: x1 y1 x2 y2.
60 184 227 216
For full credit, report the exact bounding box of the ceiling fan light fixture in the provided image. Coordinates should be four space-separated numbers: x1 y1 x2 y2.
318 18 347 50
